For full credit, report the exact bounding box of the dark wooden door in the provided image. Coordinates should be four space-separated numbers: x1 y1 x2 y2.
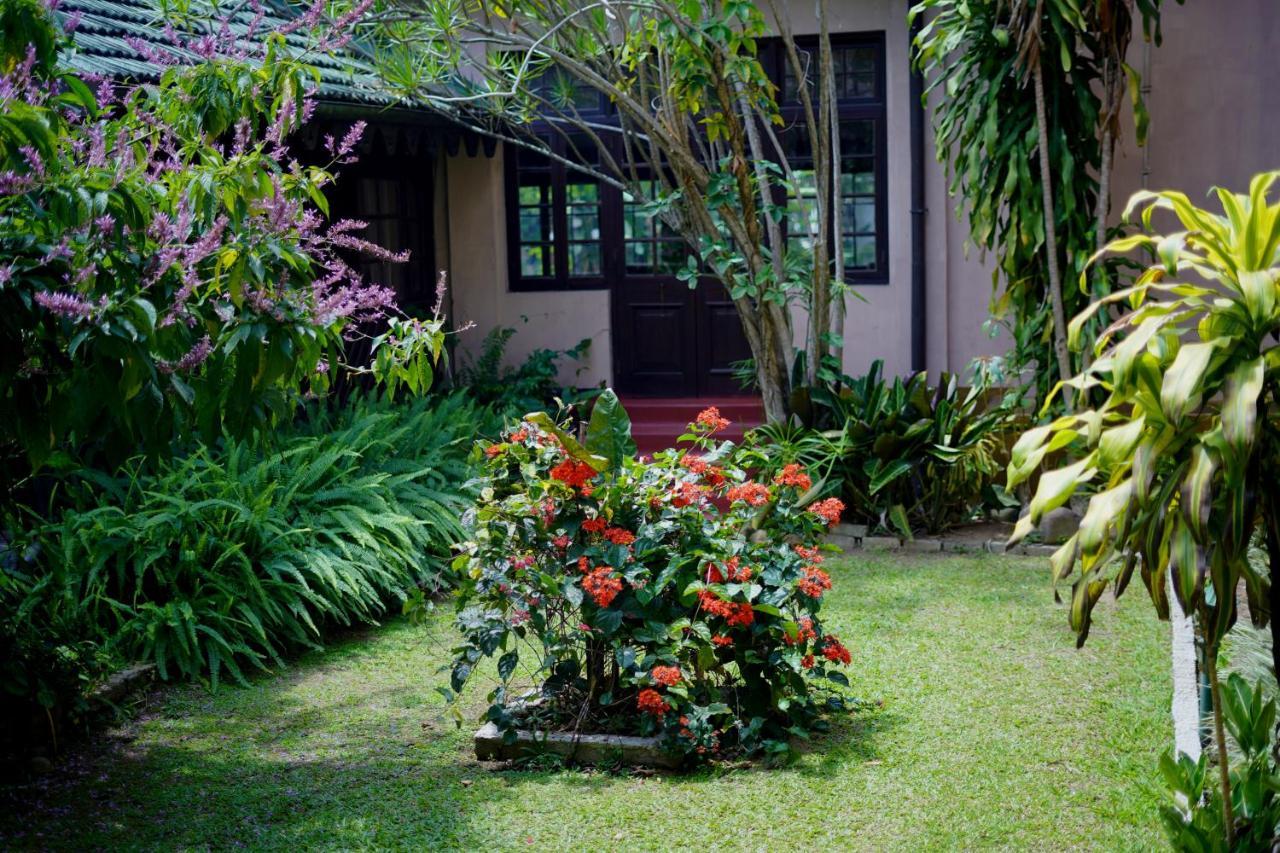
611 274 753 397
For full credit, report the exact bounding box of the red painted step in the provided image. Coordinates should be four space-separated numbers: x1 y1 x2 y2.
619 396 765 456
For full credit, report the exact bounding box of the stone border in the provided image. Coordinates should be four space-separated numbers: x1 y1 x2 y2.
89 663 156 706
825 524 1059 558
474 721 681 769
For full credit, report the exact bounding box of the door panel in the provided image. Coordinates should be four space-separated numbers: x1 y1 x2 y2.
612 280 698 395
698 284 752 396
611 276 751 397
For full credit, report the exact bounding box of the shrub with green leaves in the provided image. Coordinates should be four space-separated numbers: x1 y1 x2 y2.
15 393 479 687
448 392 852 764
759 360 1017 536
1159 675 1280 851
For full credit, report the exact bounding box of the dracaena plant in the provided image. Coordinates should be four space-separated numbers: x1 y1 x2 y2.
1006 172 1280 846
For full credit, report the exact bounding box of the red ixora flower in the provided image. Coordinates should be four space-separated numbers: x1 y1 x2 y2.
723 556 752 582
695 407 731 432
550 459 597 489
484 444 504 458
699 590 755 627
651 665 682 687
551 534 571 550
604 527 636 546
637 688 669 716
773 463 812 492
582 566 623 607
726 482 770 506
509 427 529 442
711 634 733 647
822 635 852 665
797 565 832 599
784 616 817 646
801 654 816 669
581 516 607 534
670 481 707 508
793 544 824 564
807 497 846 528
680 453 708 475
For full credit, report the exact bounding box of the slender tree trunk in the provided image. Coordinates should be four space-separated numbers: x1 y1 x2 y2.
755 332 790 424
1264 483 1280 692
1169 571 1201 760
1204 637 1236 845
1032 61 1074 398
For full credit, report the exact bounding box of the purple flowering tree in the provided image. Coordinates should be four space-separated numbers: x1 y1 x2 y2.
0 0 442 484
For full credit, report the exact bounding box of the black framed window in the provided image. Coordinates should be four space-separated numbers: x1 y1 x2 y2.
507 134 607 289
769 34 888 284
504 32 887 291
623 179 685 275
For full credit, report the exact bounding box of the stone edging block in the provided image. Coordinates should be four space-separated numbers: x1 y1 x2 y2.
474 721 682 769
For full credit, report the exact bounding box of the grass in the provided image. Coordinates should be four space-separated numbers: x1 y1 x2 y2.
2 554 1172 851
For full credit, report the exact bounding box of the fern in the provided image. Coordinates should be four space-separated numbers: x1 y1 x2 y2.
21 392 483 686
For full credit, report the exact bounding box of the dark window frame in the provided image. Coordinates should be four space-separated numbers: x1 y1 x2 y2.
504 31 888 292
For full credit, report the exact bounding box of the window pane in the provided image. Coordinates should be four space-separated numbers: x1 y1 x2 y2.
521 244 553 277
518 184 550 206
843 236 876 270
840 121 874 157
568 211 599 241
568 242 601 276
626 241 653 272
566 182 598 204
847 200 875 233
520 208 550 242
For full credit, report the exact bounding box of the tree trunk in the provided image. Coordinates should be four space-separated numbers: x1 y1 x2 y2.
754 320 791 424
1169 571 1201 760
1203 639 1236 845
1032 61 1074 398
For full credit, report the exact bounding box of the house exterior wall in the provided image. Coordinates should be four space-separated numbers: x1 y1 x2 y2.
443 0 1278 392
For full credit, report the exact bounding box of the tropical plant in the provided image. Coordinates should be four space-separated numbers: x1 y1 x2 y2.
758 360 1018 536
1159 674 1280 851
11 392 480 688
365 0 857 423
1006 173 1280 844
453 326 595 423
447 392 852 763
911 0 1177 404
0 0 440 490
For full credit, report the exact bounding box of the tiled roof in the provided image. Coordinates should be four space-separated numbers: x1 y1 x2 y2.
55 0 408 109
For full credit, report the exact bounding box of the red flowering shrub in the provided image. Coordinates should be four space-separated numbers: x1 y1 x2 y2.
450 391 852 763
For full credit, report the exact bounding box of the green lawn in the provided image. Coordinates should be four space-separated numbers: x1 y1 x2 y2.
3 554 1173 851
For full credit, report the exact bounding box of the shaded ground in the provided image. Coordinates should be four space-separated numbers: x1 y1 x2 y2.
1 554 1171 851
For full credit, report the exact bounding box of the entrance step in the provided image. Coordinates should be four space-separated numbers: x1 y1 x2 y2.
619 396 765 456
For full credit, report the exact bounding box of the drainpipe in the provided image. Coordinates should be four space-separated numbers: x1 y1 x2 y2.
908 5 928 375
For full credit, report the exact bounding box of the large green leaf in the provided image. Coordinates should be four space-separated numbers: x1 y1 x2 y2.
1159 341 1217 423
583 389 637 471
523 411 608 471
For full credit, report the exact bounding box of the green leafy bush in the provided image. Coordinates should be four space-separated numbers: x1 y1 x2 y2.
760 361 1018 535
1159 675 1280 851
454 326 594 422
448 392 851 763
13 393 478 687
0 2 440 487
